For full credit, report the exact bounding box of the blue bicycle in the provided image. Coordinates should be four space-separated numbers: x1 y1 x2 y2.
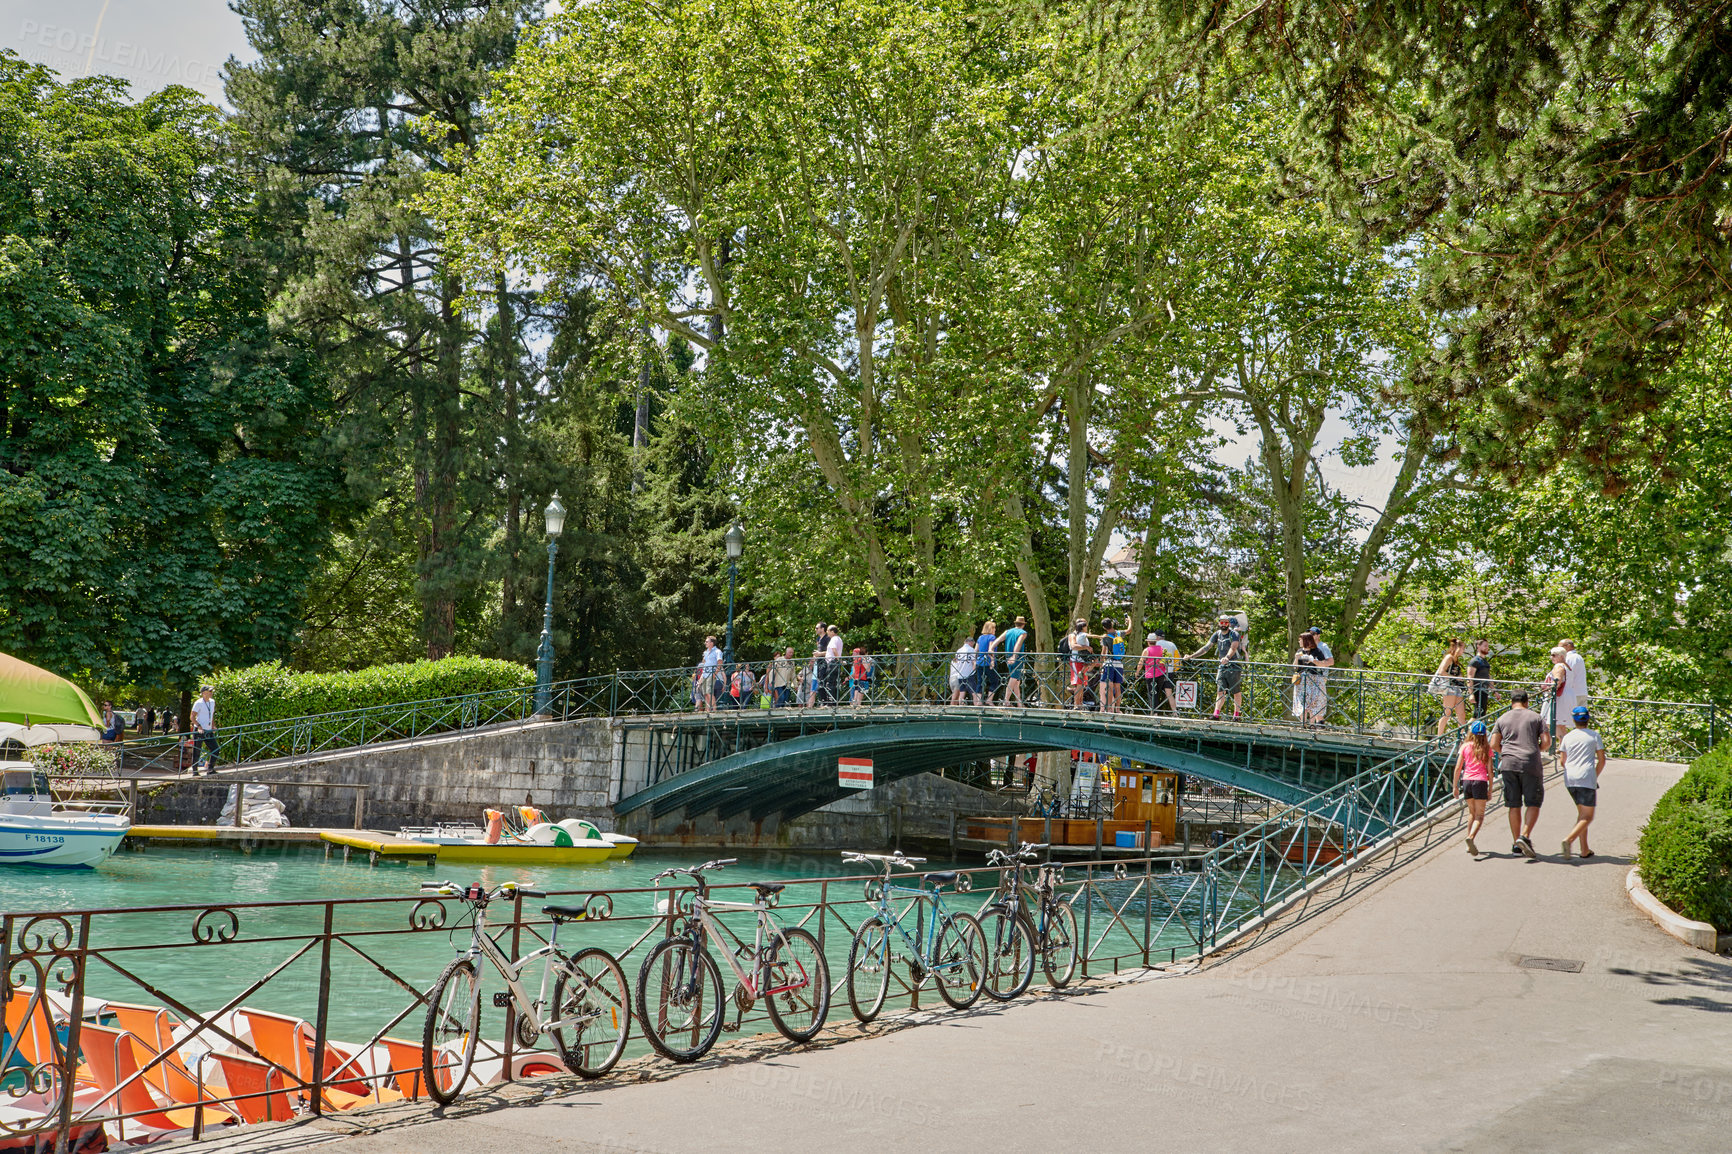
981 843 1078 997
842 852 987 1021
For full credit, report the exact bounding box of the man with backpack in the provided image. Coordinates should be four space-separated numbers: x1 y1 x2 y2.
1098 619 1127 713
1188 615 1246 719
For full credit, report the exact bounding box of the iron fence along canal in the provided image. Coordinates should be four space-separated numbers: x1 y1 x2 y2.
5 721 1468 1149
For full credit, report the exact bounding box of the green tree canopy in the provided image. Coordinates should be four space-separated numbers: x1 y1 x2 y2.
1077 0 1732 481
0 54 342 692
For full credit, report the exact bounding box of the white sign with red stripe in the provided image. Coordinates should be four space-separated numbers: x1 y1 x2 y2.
838 757 874 789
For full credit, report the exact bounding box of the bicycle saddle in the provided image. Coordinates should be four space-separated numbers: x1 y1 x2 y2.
748 882 787 895
922 871 959 886
542 902 590 920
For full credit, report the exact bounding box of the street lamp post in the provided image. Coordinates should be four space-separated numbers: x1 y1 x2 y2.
723 522 745 666
535 494 566 716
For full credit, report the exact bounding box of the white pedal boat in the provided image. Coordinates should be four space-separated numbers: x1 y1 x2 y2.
0 762 129 868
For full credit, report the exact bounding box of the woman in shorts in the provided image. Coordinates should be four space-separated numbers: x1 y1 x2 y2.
1068 619 1095 709
1453 719 1494 856
1432 637 1468 734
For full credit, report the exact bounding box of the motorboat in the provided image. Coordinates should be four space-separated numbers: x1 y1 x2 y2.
0 761 129 868
396 807 636 865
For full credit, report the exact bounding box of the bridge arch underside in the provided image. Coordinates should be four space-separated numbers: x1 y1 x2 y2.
614 717 1397 829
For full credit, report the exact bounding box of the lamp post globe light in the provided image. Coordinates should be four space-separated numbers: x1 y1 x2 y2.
535 493 566 716
723 522 744 666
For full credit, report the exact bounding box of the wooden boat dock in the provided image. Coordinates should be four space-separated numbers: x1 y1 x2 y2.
125 825 439 863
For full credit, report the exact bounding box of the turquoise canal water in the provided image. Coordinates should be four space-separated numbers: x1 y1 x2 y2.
1 844 1224 1045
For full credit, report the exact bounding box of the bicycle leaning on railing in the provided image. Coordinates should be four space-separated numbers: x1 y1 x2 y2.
979 842 1079 1000
636 859 831 1062
842 852 988 1021
419 880 632 1102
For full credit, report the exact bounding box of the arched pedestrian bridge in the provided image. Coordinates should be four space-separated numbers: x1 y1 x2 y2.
611 705 1429 831
101 655 1717 841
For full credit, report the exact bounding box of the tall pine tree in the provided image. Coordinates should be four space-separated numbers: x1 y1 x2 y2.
227 0 540 658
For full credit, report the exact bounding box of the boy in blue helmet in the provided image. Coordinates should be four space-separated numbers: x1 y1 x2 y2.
1559 705 1607 859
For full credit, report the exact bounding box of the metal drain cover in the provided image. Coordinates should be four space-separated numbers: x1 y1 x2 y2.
1518 956 1584 973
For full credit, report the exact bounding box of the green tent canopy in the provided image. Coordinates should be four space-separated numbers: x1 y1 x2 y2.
0 652 102 727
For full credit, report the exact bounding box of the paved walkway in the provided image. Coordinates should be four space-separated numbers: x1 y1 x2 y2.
187 757 1730 1154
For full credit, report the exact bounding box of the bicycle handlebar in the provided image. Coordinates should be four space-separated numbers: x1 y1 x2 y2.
418 881 544 901
649 858 738 885
842 851 926 876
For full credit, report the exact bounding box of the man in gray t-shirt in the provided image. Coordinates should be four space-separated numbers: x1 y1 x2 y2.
1490 691 1551 858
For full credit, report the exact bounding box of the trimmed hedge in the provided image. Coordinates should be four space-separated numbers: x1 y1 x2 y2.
210 658 536 728
1637 741 1732 932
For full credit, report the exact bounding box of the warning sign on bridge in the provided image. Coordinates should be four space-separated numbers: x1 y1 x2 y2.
838 757 874 789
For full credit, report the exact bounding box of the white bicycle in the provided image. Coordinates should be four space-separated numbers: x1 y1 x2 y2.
635 859 830 1061
420 880 631 1103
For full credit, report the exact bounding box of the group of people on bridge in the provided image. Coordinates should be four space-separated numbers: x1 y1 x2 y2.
689 615 1609 864
687 612 1333 720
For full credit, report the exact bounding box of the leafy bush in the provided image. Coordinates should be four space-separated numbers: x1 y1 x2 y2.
1637 741 1732 932
26 743 118 777
210 658 535 728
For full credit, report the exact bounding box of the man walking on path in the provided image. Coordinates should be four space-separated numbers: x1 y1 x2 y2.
191 685 218 775
1468 639 1493 718
1561 638 1588 710
1098 619 1126 713
1000 616 1030 706
823 625 845 704
1188 615 1245 719
806 623 827 706
1559 705 1607 859
1490 690 1550 858
950 637 978 705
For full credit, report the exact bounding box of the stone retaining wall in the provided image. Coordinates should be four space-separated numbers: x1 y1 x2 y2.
129 718 1025 851
133 719 615 830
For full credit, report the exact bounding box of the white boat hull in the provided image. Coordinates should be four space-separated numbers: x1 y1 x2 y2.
0 813 129 868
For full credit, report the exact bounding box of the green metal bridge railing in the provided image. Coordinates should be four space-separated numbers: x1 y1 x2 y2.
103 654 1719 778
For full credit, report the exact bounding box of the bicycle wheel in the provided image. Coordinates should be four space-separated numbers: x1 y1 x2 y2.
1041 899 1079 989
635 937 724 1062
422 957 480 1105
847 917 893 1023
980 906 1035 1001
551 947 632 1078
931 911 986 1009
762 927 830 1043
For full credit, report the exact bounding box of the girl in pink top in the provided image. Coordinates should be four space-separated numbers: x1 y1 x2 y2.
1453 720 1493 857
